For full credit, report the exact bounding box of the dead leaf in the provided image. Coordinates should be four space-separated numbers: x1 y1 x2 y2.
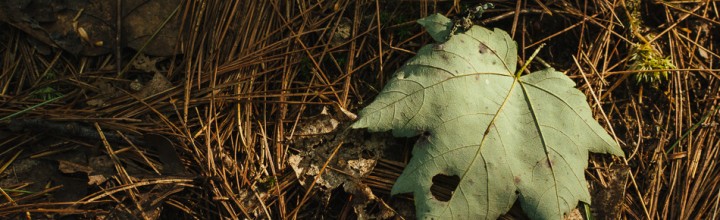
135 73 173 99
58 160 93 174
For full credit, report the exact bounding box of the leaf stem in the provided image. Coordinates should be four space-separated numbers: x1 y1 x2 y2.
515 43 545 78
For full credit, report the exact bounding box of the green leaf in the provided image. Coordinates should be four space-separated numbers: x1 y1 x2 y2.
352 15 624 219
416 13 454 42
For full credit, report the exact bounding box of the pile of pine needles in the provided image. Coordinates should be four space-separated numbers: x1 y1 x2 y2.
0 0 718 219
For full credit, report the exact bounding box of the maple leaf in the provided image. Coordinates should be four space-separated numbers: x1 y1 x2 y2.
352 14 624 219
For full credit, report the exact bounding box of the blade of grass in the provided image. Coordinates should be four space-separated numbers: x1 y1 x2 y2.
0 95 65 121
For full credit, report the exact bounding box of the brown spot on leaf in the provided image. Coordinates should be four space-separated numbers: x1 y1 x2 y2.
546 158 554 168
440 54 450 61
478 44 489 54
514 176 521 184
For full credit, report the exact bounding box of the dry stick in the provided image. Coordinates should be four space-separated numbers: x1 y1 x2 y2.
79 179 194 204
0 149 22 179
0 208 101 216
714 187 720 220
648 3 703 44
599 0 619 85
575 6 587 72
32 52 62 88
665 106 718 153
290 141 344 219
672 6 716 74
531 0 553 15
117 131 161 175
0 186 65 209
572 56 652 220
0 150 22 207
626 97 645 161
676 33 720 60
664 2 720 25
375 0 384 94
579 51 606 99
164 0 190 80
250 181 272 219
267 1 341 102
273 6 356 215
668 24 687 217
268 2 298 219
180 0 201 127
94 123 136 189
339 5 358 109
599 68 720 77
480 8 552 25
255 120 273 219
298 14 369 112
94 123 151 215
510 1 521 38
116 0 121 78
276 7 293 178
579 50 618 186
599 74 630 101
116 89 185 140
116 3 181 78
524 13 597 50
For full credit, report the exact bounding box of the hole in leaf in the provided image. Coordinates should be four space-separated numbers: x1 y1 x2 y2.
502 201 530 219
430 174 460 202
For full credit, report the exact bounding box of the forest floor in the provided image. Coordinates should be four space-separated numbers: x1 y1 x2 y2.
0 0 718 219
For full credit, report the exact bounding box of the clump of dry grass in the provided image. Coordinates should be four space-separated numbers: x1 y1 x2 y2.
0 0 718 219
